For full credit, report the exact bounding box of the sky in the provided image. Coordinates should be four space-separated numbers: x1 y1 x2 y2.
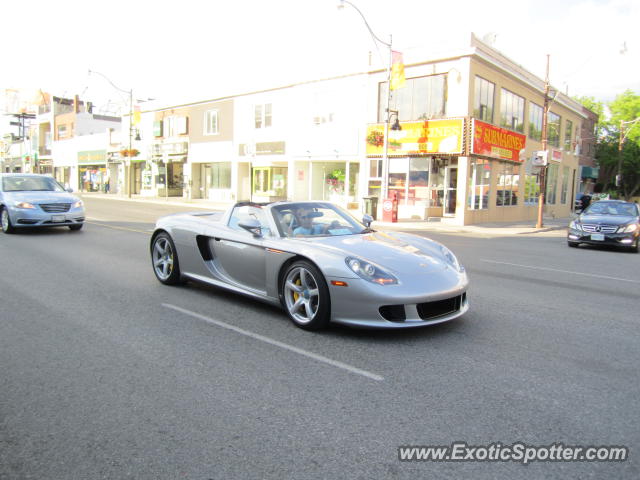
2 0 638 114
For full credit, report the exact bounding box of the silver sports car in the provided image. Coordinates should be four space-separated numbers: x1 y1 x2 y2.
150 201 469 330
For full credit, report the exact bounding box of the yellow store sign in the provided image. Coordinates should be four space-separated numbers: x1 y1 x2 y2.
366 118 464 156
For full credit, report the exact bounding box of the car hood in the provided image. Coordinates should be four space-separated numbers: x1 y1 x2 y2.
578 214 637 226
292 231 454 275
3 191 80 205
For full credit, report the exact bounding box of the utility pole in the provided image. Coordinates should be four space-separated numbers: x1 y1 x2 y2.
536 55 551 229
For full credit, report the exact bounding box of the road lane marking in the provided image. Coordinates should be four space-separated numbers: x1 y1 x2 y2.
481 259 640 284
86 220 152 235
162 303 384 382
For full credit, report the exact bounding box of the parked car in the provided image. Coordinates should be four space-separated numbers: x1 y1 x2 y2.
568 200 640 252
0 173 85 233
150 201 469 330
575 192 592 211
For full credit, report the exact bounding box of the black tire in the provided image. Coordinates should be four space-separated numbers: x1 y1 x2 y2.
281 260 330 330
628 240 639 253
151 232 182 285
1 207 15 234
69 224 83 231
568 241 579 248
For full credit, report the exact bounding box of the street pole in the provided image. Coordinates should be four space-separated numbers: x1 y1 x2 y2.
536 55 551 229
128 88 133 199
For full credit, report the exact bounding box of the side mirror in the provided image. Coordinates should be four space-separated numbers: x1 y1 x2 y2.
66 187 74 193
362 214 373 227
238 218 262 237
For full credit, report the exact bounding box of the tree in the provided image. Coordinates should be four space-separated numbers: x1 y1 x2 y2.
576 91 640 200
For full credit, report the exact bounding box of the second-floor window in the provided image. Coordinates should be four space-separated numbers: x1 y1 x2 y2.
499 89 524 133
204 110 219 135
529 102 543 141
255 104 272 128
473 76 495 122
548 112 561 148
378 74 446 122
164 116 188 137
57 124 67 139
564 119 573 152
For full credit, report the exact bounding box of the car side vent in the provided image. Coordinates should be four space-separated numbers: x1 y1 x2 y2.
196 235 214 261
379 305 406 322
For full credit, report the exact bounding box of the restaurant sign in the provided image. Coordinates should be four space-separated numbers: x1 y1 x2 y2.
472 119 526 162
78 150 107 165
365 118 464 156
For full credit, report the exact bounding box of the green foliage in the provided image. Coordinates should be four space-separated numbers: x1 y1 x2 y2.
573 95 605 119
592 90 640 200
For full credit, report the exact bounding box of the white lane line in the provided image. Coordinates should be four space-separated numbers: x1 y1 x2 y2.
162 303 384 382
481 259 640 284
86 220 152 235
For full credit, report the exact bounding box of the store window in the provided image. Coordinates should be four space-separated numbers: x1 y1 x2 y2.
378 74 446 121
429 158 446 207
546 163 559 204
473 76 495 123
560 166 570 204
409 158 430 206
500 89 525 133
210 162 231 189
564 119 573 152
529 103 543 141
548 112 561 148
468 159 491 210
524 173 540 205
253 166 286 197
204 110 219 135
496 162 520 206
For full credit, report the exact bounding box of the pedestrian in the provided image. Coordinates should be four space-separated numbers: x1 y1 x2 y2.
104 177 110 194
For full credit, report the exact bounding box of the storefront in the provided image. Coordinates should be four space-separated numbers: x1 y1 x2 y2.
78 150 107 192
365 118 465 219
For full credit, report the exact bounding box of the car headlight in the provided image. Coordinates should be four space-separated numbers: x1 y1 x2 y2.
440 245 464 272
618 223 638 233
14 201 36 209
345 257 397 285
569 220 582 231
73 200 84 208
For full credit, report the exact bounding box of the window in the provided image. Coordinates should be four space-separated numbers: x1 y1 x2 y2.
564 119 573 152
496 162 520 206
546 163 559 204
529 103 543 141
164 116 188 137
548 112 561 148
499 89 525 133
229 205 271 236
255 104 272 128
57 124 67 139
560 166 570 204
468 159 491 210
204 110 219 135
209 162 231 189
369 158 382 178
473 76 495 122
378 74 446 121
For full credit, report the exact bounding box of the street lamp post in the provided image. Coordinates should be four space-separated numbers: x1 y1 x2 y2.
536 55 551 229
338 0 394 200
88 70 134 199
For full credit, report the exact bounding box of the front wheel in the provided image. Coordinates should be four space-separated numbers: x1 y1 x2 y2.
69 224 83 231
151 232 182 285
1 208 15 234
282 261 330 330
568 241 579 248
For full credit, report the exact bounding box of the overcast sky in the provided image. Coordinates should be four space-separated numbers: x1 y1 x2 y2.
2 0 638 113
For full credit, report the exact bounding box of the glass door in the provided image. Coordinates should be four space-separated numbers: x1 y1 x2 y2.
444 166 457 216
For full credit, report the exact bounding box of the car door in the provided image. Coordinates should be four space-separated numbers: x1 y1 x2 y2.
209 205 269 294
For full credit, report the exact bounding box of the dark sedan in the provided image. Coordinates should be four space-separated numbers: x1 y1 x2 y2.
568 200 640 252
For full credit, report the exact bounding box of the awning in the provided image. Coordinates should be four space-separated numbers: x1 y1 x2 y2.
581 166 599 179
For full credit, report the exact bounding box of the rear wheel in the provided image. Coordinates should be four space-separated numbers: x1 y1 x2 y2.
151 232 182 285
282 261 330 330
1 208 14 234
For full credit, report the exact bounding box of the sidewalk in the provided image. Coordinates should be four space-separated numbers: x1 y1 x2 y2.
80 192 571 236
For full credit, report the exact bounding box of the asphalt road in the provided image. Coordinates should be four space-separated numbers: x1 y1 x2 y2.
1 197 639 479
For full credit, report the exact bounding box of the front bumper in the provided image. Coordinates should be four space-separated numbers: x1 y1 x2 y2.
327 270 469 329
568 228 639 248
7 206 85 228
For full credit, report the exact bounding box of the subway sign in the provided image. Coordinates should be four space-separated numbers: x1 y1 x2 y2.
472 119 526 162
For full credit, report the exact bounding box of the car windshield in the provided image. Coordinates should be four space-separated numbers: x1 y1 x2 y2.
272 202 368 238
584 202 638 216
2 176 65 192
